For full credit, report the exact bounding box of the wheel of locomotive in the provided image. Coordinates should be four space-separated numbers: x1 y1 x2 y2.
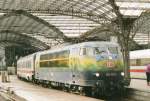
69 85 74 93
62 84 70 92
35 79 40 85
117 84 126 97
31 75 35 83
77 86 84 95
46 81 52 88
84 86 92 96
93 86 106 98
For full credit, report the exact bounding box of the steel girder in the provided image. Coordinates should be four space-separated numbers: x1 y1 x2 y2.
132 11 150 35
0 10 65 50
0 30 49 50
0 10 64 38
0 0 118 24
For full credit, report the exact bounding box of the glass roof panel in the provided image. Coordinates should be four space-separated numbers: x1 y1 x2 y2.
120 10 144 16
33 13 101 38
116 0 150 16
0 0 149 46
133 33 150 45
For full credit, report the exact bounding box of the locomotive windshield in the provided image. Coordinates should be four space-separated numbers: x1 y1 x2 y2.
108 47 118 54
93 46 120 61
94 47 107 55
94 47 108 60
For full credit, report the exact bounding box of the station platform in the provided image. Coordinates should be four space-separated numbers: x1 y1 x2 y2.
0 75 102 101
0 75 149 101
129 79 150 92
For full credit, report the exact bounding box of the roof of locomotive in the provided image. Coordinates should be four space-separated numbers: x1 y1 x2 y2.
76 41 119 47
17 41 120 61
38 41 119 55
130 49 150 59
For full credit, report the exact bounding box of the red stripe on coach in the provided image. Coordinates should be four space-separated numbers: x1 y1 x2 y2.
129 69 146 73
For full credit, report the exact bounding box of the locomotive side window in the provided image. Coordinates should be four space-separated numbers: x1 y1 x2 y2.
40 50 70 68
79 47 94 56
108 47 118 54
80 48 86 55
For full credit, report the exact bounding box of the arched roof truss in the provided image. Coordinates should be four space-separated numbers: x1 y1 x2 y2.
0 0 119 24
0 30 49 50
131 11 150 44
0 10 64 39
0 0 149 45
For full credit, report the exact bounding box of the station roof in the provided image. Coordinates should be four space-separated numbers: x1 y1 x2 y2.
0 10 64 50
0 0 149 50
130 49 150 59
0 30 49 50
0 0 147 21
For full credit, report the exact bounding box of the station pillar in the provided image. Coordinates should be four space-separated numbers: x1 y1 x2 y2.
118 18 136 85
4 46 36 74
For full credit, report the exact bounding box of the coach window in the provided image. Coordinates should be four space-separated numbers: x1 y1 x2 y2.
141 58 150 66
130 59 136 66
136 59 141 66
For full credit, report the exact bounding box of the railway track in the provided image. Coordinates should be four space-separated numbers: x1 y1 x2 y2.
0 86 27 101
36 82 150 101
121 88 150 101
104 88 150 101
15 79 150 101
1 77 150 101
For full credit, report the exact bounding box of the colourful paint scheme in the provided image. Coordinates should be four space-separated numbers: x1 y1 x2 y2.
70 55 124 71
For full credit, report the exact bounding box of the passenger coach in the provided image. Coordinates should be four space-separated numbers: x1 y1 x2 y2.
17 54 36 81
130 49 150 79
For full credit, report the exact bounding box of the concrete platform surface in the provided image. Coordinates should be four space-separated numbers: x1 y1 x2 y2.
0 75 103 101
130 79 150 92
0 95 7 101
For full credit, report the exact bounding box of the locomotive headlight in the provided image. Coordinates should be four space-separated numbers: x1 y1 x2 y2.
95 73 100 77
121 72 124 76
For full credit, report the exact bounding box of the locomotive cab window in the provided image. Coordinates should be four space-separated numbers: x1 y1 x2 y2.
108 47 118 54
94 47 107 55
79 47 94 56
80 48 86 55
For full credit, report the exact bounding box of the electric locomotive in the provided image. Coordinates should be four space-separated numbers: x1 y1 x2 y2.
17 41 125 96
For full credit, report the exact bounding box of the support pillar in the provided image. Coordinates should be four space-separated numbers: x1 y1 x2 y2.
118 18 135 85
5 46 37 74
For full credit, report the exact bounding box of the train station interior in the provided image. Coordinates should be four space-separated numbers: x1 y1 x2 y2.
0 0 150 101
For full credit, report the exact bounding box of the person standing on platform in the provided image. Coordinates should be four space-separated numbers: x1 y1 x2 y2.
146 64 150 86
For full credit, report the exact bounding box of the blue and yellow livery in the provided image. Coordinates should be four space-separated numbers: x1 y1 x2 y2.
17 41 125 97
